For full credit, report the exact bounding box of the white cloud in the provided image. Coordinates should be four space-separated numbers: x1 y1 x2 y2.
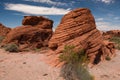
4 3 70 15
96 21 120 31
97 0 114 4
96 21 110 30
24 0 66 6
95 16 120 31
52 27 55 32
114 17 120 20
96 18 104 21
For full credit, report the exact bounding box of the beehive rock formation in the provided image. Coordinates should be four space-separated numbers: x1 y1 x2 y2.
0 23 11 36
49 8 115 64
2 16 53 50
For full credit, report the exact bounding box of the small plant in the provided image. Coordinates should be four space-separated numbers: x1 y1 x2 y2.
33 48 41 52
109 36 120 50
60 45 94 80
59 45 88 65
4 43 19 52
23 48 31 52
110 36 120 44
0 36 5 43
116 45 120 50
105 56 111 61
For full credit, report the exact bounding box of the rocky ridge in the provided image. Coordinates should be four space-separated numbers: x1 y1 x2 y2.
103 30 120 39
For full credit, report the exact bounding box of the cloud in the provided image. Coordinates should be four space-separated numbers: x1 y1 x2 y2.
106 14 120 20
24 0 67 6
96 18 104 21
95 15 120 31
96 21 120 31
96 21 110 30
114 17 120 20
52 27 55 32
4 3 70 15
97 0 114 4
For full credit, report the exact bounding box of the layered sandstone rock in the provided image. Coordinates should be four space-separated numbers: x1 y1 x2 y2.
49 8 115 64
103 30 120 39
22 16 52 29
2 16 53 50
0 23 11 36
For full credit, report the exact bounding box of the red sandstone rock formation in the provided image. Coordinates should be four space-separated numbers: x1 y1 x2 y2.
2 16 53 51
103 30 120 39
22 16 52 29
49 8 115 64
0 23 11 36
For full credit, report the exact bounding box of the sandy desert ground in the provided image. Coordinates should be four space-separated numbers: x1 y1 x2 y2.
0 49 64 80
90 50 120 80
0 49 120 80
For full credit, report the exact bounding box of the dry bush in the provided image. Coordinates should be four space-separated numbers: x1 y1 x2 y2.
59 45 94 80
4 43 19 52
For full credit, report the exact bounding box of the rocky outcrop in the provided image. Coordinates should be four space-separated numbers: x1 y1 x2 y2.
103 30 120 39
2 16 53 51
49 8 115 64
22 16 52 29
0 23 11 36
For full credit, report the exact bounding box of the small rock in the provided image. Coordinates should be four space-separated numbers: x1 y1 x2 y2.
23 62 26 64
43 73 48 76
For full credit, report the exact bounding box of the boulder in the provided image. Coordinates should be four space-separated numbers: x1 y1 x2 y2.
49 8 115 64
0 23 11 36
2 16 53 51
22 16 52 29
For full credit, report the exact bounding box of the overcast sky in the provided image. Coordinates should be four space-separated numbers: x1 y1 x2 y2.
0 0 120 31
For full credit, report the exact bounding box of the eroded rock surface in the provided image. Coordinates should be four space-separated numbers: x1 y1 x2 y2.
49 8 115 64
103 30 120 39
2 16 53 51
0 23 11 36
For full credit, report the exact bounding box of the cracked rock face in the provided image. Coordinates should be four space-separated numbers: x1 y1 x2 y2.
49 8 115 64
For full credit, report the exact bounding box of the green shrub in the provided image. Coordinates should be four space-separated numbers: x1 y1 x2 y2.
109 36 120 50
0 36 5 43
59 45 88 65
116 45 120 50
4 43 19 52
105 56 111 61
110 36 120 44
33 48 41 52
22 48 31 52
60 45 94 80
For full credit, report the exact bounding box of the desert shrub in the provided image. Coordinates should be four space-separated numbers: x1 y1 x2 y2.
110 36 120 43
105 56 111 61
22 48 31 52
59 45 94 80
0 36 5 43
116 45 120 50
109 36 120 50
4 43 19 52
59 45 88 65
33 48 41 52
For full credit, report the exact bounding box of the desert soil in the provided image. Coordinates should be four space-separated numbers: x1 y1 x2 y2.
0 49 120 80
0 49 63 80
89 50 120 80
